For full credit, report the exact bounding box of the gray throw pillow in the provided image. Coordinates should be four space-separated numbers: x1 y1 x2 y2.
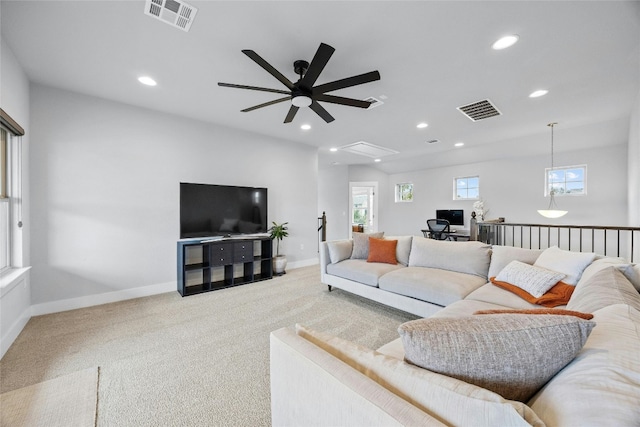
398 314 595 402
350 232 384 259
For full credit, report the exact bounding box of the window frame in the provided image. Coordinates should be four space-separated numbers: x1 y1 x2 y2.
544 164 587 197
394 182 414 203
454 175 480 200
0 127 11 271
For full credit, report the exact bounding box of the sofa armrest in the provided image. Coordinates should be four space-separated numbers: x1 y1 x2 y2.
319 241 330 282
270 328 445 427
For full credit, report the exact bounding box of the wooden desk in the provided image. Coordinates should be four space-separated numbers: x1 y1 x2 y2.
421 229 470 241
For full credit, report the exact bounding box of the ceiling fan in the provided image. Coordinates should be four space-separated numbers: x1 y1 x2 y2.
218 43 381 124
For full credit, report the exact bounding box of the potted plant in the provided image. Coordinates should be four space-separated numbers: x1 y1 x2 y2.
269 221 289 275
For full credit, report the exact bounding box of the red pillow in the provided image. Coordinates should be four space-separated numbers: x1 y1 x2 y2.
490 277 575 307
367 237 398 265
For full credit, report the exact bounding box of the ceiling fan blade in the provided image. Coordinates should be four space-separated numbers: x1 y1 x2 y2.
309 100 335 123
242 49 295 90
241 96 290 113
300 43 335 89
313 70 381 94
284 105 299 123
314 94 372 109
218 82 291 95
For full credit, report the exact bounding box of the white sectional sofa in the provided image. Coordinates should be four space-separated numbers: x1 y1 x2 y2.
270 234 640 426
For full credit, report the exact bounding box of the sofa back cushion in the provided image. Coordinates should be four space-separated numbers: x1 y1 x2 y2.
295 324 544 427
533 246 596 285
567 266 640 313
408 237 491 279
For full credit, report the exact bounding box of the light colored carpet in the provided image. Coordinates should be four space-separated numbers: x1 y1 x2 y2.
0 265 418 426
0 366 98 427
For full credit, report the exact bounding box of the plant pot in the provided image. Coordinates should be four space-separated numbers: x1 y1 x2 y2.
273 255 287 276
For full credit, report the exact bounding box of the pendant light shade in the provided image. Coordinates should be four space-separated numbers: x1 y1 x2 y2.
538 122 568 219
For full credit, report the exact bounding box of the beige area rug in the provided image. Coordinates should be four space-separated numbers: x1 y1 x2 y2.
0 266 418 426
0 366 98 427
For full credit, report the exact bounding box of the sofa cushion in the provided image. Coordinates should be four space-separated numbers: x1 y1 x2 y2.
408 237 491 279
326 259 404 287
488 246 542 279
296 324 544 427
367 237 398 265
494 260 566 298
579 256 640 292
379 267 486 306
351 232 384 259
528 304 640 427
398 314 595 402
490 278 575 308
533 246 596 285
567 266 640 313
384 235 413 266
327 239 353 264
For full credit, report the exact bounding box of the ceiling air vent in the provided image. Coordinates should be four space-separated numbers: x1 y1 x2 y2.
144 0 198 32
364 96 384 109
457 99 501 122
339 141 399 158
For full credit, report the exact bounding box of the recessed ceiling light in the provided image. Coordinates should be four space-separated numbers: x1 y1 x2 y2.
416 122 428 129
329 147 338 152
492 35 519 50
454 142 465 147
529 89 549 98
374 158 382 162
138 76 157 86
300 124 311 130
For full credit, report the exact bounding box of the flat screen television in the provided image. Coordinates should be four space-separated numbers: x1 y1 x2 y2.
436 209 464 226
180 183 268 238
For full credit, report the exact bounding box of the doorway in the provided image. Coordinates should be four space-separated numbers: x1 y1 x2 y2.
349 181 378 237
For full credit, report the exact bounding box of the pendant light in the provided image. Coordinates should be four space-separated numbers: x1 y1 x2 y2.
538 122 568 219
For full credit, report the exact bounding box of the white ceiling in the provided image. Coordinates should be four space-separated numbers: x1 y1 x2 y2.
2 1 639 174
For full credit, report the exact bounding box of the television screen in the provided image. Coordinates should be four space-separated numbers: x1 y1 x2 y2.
436 209 464 226
180 183 267 238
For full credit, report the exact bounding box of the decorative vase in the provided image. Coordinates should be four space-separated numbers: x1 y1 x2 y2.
273 255 287 276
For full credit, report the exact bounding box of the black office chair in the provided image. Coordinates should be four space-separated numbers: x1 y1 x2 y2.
426 219 454 241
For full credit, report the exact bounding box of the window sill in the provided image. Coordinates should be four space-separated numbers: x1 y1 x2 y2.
0 266 31 298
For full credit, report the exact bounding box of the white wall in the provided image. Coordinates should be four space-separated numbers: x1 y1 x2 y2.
29 84 319 308
0 38 32 358
383 144 628 236
318 165 350 241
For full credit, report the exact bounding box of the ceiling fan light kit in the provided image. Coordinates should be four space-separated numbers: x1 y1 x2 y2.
218 43 381 124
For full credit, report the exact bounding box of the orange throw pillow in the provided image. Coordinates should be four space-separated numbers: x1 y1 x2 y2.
474 308 593 320
490 277 575 307
367 237 398 264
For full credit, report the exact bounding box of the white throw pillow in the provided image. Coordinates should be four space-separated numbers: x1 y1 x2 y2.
495 261 565 298
326 240 353 264
534 246 595 285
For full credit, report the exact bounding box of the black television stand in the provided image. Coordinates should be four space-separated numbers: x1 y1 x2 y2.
177 236 273 296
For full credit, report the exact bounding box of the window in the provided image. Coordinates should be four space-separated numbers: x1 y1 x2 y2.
545 165 587 196
454 176 479 200
0 109 24 272
1 127 10 271
395 183 413 202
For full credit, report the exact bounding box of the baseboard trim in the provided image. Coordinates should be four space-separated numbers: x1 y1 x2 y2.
287 257 319 269
31 281 176 316
1 305 31 359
